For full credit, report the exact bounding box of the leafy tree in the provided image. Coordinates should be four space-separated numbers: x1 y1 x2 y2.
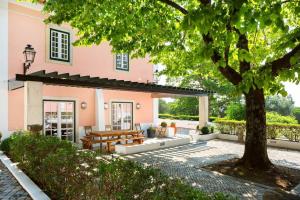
37 0 300 170
169 97 199 116
159 99 170 114
265 95 294 116
292 107 300 124
225 102 246 120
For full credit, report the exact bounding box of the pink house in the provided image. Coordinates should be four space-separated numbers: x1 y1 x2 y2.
0 1 209 142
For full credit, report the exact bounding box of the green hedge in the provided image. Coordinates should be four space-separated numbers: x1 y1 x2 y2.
159 114 217 122
5 133 232 200
215 119 300 141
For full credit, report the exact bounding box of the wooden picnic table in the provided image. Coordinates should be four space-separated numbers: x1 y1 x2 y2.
84 130 144 152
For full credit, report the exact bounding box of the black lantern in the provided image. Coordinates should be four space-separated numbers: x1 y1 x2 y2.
23 44 36 74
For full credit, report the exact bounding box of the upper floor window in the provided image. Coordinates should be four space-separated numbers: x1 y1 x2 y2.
116 53 129 71
50 28 70 62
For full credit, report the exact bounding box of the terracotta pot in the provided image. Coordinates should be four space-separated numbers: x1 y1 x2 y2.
170 124 176 135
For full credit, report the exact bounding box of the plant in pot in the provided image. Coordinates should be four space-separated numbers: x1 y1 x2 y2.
170 122 176 135
160 122 167 128
200 126 210 135
147 126 156 138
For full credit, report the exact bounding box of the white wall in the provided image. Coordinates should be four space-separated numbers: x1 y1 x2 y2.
0 1 9 139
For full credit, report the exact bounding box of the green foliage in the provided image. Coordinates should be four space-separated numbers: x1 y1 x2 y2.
36 0 300 97
160 121 168 127
159 113 199 121
6 134 232 200
169 97 199 116
0 132 24 154
225 103 246 120
265 95 294 116
98 158 230 200
0 137 13 153
159 99 170 114
266 112 298 124
201 126 210 135
293 107 300 124
215 119 300 141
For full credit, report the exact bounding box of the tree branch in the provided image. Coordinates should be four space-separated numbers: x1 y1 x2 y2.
266 44 300 76
157 0 188 15
218 66 243 85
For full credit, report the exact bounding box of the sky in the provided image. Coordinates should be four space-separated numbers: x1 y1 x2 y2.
284 82 300 107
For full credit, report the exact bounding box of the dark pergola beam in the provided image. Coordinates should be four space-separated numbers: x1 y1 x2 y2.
16 71 213 96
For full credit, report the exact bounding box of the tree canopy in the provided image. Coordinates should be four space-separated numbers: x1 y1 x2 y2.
35 0 300 96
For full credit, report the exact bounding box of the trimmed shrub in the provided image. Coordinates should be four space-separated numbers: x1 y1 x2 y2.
215 119 300 141
293 107 300 124
266 112 297 124
6 134 233 200
159 114 218 122
201 126 210 135
160 121 167 127
98 158 232 200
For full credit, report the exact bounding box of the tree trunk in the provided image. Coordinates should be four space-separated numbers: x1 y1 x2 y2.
239 88 272 170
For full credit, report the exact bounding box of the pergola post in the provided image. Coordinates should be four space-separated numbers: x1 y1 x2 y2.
199 95 209 128
24 81 43 129
153 98 159 126
95 89 105 131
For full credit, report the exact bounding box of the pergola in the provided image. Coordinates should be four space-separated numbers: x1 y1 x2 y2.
15 70 212 96
13 70 212 130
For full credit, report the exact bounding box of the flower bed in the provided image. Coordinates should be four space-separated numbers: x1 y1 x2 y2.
0 132 232 200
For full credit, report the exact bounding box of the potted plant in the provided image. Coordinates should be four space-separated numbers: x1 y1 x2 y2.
147 126 156 138
200 126 210 135
170 122 176 135
160 121 167 128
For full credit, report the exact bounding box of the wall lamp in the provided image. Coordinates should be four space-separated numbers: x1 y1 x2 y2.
104 102 109 109
81 101 87 110
23 44 36 74
136 103 141 109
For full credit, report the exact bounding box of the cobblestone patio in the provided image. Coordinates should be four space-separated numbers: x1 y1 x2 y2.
126 139 300 200
0 160 31 200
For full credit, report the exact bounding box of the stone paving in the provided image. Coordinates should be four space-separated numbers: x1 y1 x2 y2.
0 160 31 200
126 139 300 200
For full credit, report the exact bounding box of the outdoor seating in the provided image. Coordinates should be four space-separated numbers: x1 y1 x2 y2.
135 123 145 135
81 130 145 152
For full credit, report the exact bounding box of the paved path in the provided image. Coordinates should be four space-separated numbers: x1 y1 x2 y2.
126 139 300 200
0 160 31 200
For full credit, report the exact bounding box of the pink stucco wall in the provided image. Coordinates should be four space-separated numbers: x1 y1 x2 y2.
103 90 153 125
8 3 154 131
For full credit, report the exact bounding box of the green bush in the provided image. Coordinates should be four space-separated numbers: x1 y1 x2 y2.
9 134 100 199
225 103 245 120
0 132 24 154
215 119 300 141
6 134 232 200
201 126 210 135
293 107 300 124
266 112 298 124
160 121 168 127
98 158 232 200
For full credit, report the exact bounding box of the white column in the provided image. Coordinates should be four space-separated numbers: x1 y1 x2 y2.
24 81 43 129
199 96 209 128
0 1 9 138
95 89 105 131
153 98 159 126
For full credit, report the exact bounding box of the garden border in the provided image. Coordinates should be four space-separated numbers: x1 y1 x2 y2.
0 151 50 200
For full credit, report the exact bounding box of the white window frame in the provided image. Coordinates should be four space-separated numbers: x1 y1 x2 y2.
49 28 71 63
115 53 129 71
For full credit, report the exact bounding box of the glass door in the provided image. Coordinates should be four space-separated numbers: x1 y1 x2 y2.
111 102 133 130
44 101 75 142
